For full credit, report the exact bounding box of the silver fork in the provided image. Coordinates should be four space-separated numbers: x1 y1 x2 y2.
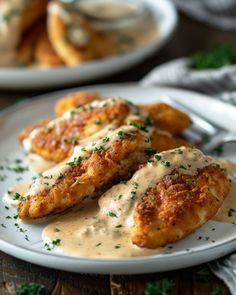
163 97 236 154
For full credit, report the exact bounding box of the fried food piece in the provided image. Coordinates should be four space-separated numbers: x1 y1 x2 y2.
54 93 191 135
35 30 64 67
17 20 45 66
131 163 230 248
151 130 192 152
18 98 142 162
47 2 113 66
21 0 49 34
18 126 150 221
55 91 103 117
142 102 191 135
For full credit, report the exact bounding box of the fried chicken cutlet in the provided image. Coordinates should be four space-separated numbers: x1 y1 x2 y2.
97 147 230 248
54 91 191 135
18 97 191 163
18 125 151 221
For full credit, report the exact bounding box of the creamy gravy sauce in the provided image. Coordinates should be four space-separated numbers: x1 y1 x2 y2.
3 182 30 208
27 124 151 197
0 0 28 66
50 0 158 55
25 153 56 174
43 147 215 258
213 160 236 223
22 97 144 154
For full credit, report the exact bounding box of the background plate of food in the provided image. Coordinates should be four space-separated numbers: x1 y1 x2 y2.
0 83 236 274
0 0 177 89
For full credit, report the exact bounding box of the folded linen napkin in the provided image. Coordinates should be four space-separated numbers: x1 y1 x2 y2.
141 57 236 105
172 0 236 31
141 58 236 294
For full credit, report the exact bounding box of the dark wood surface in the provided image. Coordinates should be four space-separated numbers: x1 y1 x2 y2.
1 12 236 295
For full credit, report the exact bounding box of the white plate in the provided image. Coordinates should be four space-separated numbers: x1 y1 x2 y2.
1 84 236 275
0 0 177 90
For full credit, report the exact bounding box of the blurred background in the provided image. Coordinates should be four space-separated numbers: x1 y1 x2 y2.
0 0 236 107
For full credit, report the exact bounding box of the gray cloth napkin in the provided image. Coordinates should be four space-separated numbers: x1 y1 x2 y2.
141 57 236 105
141 59 236 294
173 0 236 31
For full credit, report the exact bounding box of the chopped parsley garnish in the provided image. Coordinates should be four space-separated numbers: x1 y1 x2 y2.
102 136 110 143
228 208 236 217
129 122 148 132
7 165 28 173
117 130 135 139
115 224 123 228
1 224 6 228
13 192 21 200
114 244 121 249
161 160 170 167
145 148 156 156
213 144 224 156
179 165 187 170
210 287 222 295
66 156 82 167
144 278 174 295
96 243 102 247
107 211 117 218
144 116 154 126
192 267 213 281
64 137 78 145
155 154 162 161
94 119 101 125
44 239 61 251
186 179 193 185
95 146 104 153
16 282 46 295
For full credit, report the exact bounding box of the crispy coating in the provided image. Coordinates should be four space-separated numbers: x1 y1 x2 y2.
142 103 192 135
55 91 103 117
131 165 230 248
151 130 192 152
35 29 64 67
21 0 49 34
18 100 134 162
54 93 191 135
47 3 113 66
18 130 149 221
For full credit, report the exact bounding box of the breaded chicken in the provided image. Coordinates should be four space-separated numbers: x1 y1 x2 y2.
21 0 49 34
55 91 103 117
54 92 191 135
18 126 150 221
35 30 64 67
151 130 192 152
131 159 230 248
142 102 191 135
18 98 144 162
47 2 113 66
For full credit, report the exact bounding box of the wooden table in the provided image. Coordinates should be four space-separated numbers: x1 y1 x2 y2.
1 13 235 295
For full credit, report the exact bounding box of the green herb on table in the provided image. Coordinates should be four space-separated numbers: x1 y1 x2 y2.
210 287 222 295
192 267 213 281
16 282 46 295
145 278 174 295
191 43 236 70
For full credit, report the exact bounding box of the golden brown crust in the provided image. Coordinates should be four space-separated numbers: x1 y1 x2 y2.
55 92 103 117
151 130 192 152
142 103 192 135
54 94 191 135
18 100 134 162
131 165 230 248
35 29 64 67
21 0 49 34
18 130 149 220
47 8 113 66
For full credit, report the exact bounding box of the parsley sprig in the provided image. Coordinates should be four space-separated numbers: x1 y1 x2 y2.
145 278 174 295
